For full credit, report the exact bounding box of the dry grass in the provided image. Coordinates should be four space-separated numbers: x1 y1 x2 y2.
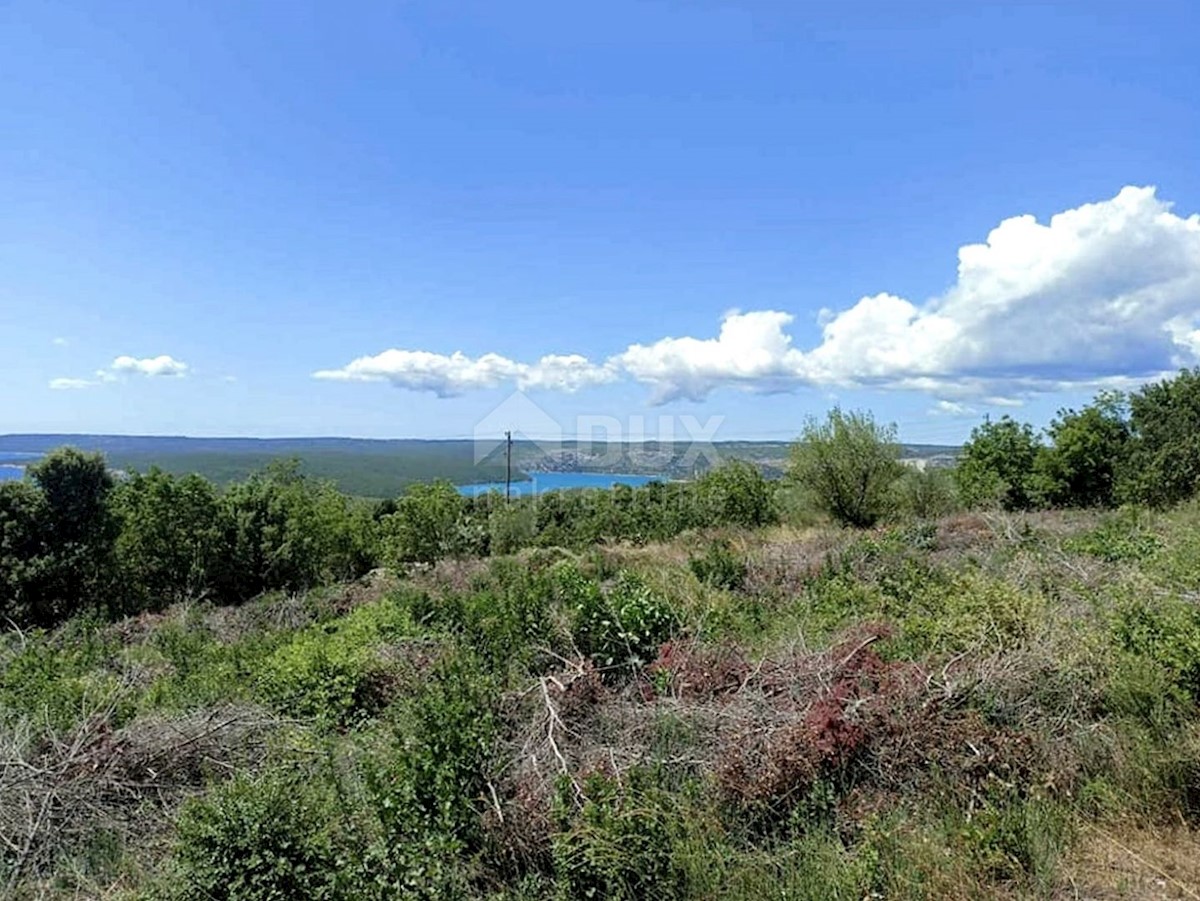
0 695 280 893
1063 823 1200 899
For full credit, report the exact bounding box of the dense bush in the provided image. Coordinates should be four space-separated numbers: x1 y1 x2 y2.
113 469 225 610
552 771 683 901
0 449 120 625
174 773 339 901
788 408 905 527
1035 393 1130 508
955 416 1043 511
891 466 959 520
689 539 747 590
1122 367 1200 507
570 569 678 676
220 460 377 600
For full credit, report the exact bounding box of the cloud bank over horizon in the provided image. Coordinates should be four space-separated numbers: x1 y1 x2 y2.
315 186 1200 405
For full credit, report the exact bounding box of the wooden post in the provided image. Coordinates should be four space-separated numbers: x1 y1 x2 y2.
505 430 512 501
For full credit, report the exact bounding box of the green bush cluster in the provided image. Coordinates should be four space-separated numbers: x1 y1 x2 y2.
1 453 777 631
568 568 677 675
954 370 1200 512
688 539 747 590
173 773 339 901
0 454 379 629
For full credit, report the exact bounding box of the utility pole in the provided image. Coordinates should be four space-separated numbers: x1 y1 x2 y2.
505 430 512 502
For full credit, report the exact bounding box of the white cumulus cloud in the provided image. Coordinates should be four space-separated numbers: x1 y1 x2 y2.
314 349 615 396
110 355 189 377
613 310 808 402
798 185 1200 396
317 186 1200 405
49 377 95 390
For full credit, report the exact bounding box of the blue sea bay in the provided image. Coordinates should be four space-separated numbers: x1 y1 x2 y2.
457 471 659 497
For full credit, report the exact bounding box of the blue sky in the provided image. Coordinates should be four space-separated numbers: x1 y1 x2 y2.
3 1 1198 443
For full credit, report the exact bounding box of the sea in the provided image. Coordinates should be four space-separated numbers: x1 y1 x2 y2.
0 452 39 483
457 471 659 497
0 452 662 496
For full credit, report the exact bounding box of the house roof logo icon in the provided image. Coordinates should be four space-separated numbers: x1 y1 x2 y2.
472 391 563 465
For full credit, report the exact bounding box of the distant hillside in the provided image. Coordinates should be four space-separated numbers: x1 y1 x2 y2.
0 435 513 498
0 434 960 498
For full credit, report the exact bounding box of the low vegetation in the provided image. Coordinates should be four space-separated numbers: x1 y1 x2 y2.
2 368 1199 898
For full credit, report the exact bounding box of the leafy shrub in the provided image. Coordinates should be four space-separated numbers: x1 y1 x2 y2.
1112 595 1200 705
689 539 747 590
1120 367 1200 507
1035 393 1130 509
552 770 683 901
891 466 959 520
174 772 338 901
955 417 1042 511
950 790 1070 888
258 598 412 726
359 654 497 898
489 501 538 555
1065 507 1162 562
381 480 475 565
692 460 777 528
788 408 905 528
890 571 1042 658
113 469 225 611
0 618 130 729
569 569 677 676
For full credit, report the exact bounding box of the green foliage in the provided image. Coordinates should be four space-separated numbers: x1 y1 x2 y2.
0 618 129 730
358 654 497 898
488 500 538 555
890 466 959 520
174 772 338 901
569 569 677 675
113 469 225 611
688 539 747 590
1035 393 1130 508
0 480 42 625
788 408 905 528
1112 594 1200 705
220 460 377 601
258 598 413 726
381 480 475 565
949 791 1070 888
955 416 1042 511
1121 367 1200 507
1064 506 1162 562
692 460 776 528
552 771 683 901
20 449 119 625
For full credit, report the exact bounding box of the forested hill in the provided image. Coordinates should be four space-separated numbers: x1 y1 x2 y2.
0 436 508 497
0 434 960 497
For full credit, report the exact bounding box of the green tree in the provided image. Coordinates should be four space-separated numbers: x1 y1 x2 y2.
1120 368 1200 507
955 416 1042 511
219 460 376 600
112 468 225 611
891 465 959 520
24 448 119 624
0 481 43 625
1035 392 1130 508
693 459 776 528
381 480 472 565
788 408 905 528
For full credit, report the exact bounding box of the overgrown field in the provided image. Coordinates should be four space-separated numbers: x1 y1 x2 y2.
4 503 1200 898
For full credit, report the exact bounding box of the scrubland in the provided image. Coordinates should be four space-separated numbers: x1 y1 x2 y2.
4 502 1200 899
